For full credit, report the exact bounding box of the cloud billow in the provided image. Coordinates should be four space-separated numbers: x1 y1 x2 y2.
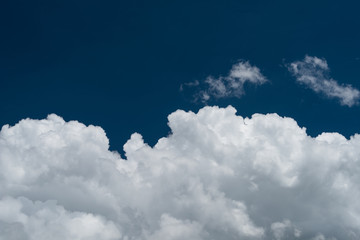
1 107 360 239
288 55 360 107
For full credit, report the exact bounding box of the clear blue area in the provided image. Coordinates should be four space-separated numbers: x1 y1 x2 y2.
1 0 360 152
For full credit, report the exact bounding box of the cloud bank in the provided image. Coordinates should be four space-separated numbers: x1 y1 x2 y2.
288 55 360 106
1 107 360 239
182 61 267 103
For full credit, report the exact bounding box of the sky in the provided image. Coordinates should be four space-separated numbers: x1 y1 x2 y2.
1 0 360 150
1 0 360 239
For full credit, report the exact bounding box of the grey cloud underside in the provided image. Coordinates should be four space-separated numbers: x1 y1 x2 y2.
289 55 360 106
1 107 360 239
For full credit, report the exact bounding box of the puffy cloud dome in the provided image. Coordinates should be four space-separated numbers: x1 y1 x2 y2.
1 106 360 239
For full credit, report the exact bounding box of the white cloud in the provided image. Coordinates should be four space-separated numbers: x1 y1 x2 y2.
271 219 301 240
179 80 200 92
0 196 121 240
1 107 360 239
146 214 204 240
289 55 360 106
182 61 267 103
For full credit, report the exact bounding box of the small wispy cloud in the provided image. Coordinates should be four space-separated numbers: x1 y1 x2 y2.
181 61 267 103
288 55 360 107
179 80 199 92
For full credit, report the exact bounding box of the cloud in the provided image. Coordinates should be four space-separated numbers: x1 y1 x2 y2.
182 61 267 103
288 55 360 106
0 196 121 240
271 219 301 240
179 80 200 92
1 108 360 239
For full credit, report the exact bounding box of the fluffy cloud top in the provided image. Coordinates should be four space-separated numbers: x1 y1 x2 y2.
182 61 267 103
1 107 360 239
289 55 360 106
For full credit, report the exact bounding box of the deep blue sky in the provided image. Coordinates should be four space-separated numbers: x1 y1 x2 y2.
1 0 360 152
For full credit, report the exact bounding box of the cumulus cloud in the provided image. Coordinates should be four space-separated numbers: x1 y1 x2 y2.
288 55 360 106
181 61 267 103
271 219 301 240
0 196 121 240
1 107 360 239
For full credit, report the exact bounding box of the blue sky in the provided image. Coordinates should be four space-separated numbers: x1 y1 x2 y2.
1 0 360 150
